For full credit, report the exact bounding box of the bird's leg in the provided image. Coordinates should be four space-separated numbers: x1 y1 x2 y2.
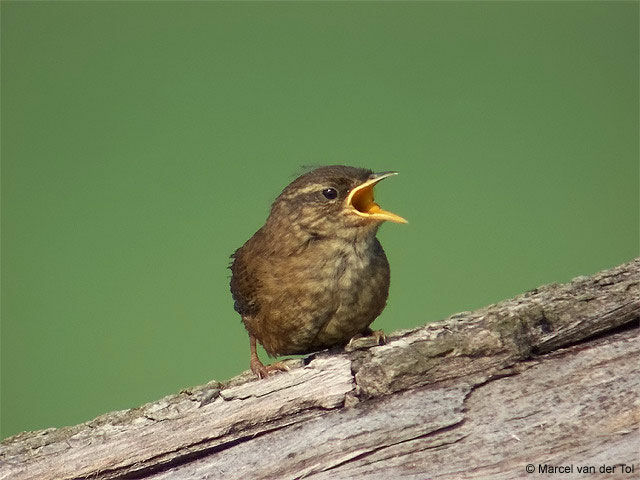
345 328 386 352
367 328 387 345
249 336 289 379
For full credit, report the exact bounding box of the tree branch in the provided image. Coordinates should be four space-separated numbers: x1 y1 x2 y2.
1 258 638 480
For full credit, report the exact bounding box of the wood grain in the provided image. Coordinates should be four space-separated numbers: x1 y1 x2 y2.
1 258 638 480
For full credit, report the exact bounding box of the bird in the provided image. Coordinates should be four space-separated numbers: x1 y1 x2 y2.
229 165 406 378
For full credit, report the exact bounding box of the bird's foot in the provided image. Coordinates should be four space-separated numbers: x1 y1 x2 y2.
250 357 289 379
369 329 387 344
345 329 387 352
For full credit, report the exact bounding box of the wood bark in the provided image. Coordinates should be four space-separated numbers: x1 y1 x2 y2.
1 258 638 480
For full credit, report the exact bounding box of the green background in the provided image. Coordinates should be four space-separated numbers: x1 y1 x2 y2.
1 1 638 439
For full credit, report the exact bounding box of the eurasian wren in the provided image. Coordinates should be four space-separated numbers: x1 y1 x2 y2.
230 165 406 378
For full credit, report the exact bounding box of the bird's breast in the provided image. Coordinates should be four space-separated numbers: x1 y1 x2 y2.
329 240 372 285
247 233 389 356
302 235 389 348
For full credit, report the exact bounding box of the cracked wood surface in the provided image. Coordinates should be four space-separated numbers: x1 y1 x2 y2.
1 258 638 480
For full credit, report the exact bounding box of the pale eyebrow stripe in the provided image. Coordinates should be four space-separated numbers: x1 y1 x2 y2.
288 184 328 196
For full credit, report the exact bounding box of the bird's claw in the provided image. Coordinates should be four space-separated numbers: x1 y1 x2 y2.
345 329 387 352
250 359 289 379
369 329 387 345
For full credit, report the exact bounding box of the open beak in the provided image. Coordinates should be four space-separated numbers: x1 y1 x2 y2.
346 172 408 224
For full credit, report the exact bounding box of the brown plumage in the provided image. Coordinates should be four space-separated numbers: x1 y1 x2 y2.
230 165 406 378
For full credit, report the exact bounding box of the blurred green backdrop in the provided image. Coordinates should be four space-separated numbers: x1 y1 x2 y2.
1 1 638 439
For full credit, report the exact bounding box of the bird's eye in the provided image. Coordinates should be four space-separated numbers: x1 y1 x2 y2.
322 188 338 200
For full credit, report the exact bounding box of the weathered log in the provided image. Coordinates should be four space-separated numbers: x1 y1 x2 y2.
1 258 638 480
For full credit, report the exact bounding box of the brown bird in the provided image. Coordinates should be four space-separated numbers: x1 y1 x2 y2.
230 165 406 378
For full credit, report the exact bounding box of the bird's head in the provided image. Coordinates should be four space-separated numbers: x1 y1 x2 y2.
266 165 407 239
